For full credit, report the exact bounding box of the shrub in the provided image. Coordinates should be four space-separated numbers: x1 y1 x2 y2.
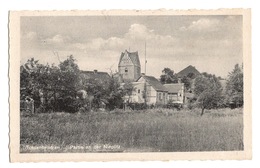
128 103 148 110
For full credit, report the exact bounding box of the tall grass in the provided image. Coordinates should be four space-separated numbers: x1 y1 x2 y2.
20 108 243 153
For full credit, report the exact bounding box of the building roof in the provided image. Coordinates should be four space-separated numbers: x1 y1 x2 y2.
118 50 141 67
81 70 111 82
164 83 184 93
177 65 200 78
137 75 167 92
112 72 124 83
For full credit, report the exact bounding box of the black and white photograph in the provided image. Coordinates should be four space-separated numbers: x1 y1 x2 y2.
9 9 251 162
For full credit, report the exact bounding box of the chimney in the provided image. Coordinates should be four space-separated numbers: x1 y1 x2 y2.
94 69 98 73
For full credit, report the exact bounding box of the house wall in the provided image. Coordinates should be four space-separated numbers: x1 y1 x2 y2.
156 91 168 105
127 82 160 105
167 85 185 104
146 85 157 105
129 82 145 103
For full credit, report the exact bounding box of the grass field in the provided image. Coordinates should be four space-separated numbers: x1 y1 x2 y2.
20 108 243 153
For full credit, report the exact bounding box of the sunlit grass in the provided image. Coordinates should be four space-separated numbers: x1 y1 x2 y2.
20 108 243 153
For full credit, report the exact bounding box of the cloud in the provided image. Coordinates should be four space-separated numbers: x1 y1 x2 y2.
125 24 154 40
22 23 178 59
180 18 220 32
21 18 242 78
43 34 71 45
75 24 177 54
23 31 37 40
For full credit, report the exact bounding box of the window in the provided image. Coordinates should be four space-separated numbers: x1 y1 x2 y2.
158 93 162 100
138 89 140 93
125 68 128 73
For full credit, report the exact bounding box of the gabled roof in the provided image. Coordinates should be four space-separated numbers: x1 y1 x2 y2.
164 83 184 93
177 65 200 78
81 70 111 82
137 75 167 92
118 50 141 67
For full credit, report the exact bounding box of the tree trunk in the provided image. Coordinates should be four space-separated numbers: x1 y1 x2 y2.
201 108 205 116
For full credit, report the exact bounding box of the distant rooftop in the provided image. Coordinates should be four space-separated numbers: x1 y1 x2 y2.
164 83 184 93
177 65 200 78
81 70 110 81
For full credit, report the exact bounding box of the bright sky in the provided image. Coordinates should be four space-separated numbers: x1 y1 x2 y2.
21 15 242 78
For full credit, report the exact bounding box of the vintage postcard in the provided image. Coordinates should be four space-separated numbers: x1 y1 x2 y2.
9 9 251 162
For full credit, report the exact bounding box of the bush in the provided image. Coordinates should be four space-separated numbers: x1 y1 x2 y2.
166 101 183 110
128 103 148 110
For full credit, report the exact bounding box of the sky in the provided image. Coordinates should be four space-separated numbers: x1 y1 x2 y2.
20 15 243 78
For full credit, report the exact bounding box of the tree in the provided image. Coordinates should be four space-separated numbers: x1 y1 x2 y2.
20 56 81 113
58 55 80 94
194 74 223 116
180 75 192 91
225 64 243 108
20 58 43 109
105 77 125 110
160 67 178 84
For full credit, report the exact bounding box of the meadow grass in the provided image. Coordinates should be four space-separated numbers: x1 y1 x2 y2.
20 108 243 153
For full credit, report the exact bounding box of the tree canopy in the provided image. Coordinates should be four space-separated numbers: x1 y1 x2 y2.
160 67 178 84
194 73 223 115
20 56 81 112
21 56 129 112
225 64 243 107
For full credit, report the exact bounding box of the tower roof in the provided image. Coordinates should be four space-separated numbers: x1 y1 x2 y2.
118 50 141 67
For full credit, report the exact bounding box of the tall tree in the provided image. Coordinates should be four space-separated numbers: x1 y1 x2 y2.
105 77 124 110
194 74 223 116
160 67 178 84
58 55 80 94
225 64 243 107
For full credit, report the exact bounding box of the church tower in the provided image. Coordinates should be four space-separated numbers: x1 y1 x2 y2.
118 50 141 82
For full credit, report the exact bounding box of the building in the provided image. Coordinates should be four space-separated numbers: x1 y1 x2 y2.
125 75 168 105
118 50 141 82
80 70 111 85
118 49 186 106
176 65 200 101
164 83 184 104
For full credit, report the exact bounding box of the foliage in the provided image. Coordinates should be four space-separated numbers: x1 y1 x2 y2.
194 73 223 115
20 57 128 112
225 64 243 108
160 67 178 84
128 103 148 110
180 75 192 91
20 56 81 113
166 99 183 110
105 77 125 110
